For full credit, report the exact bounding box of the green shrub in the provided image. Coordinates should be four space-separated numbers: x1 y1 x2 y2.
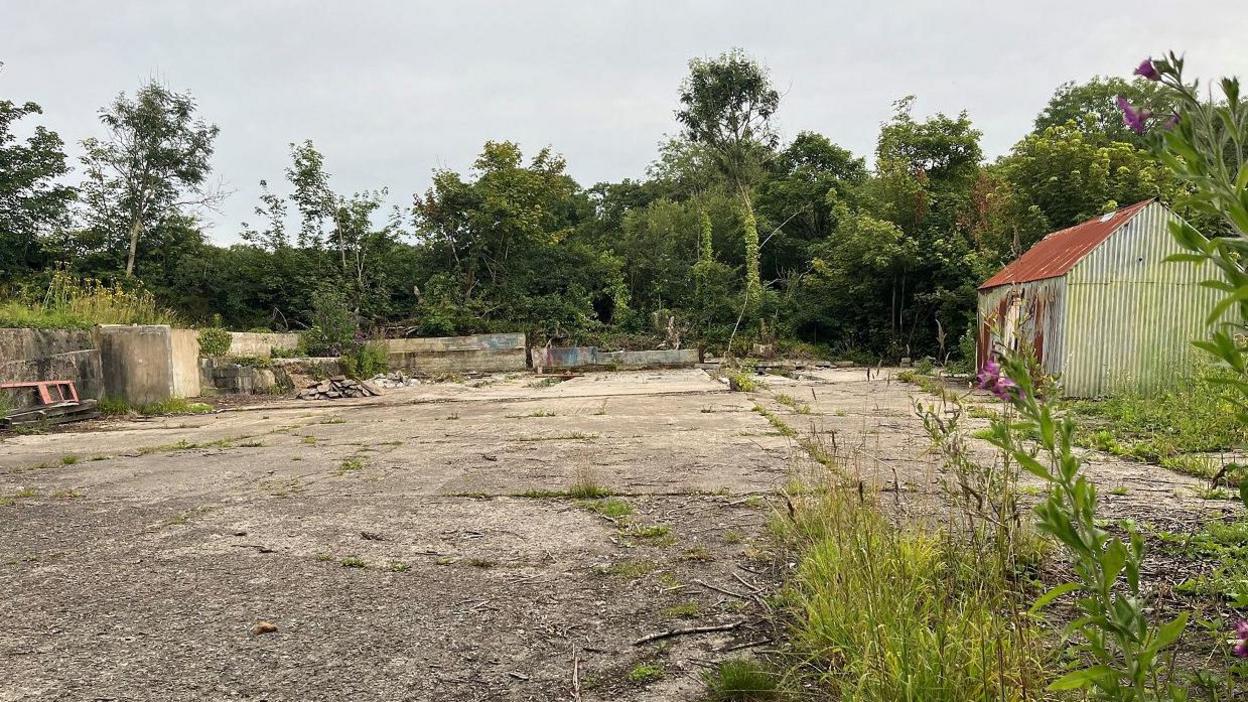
303 289 355 356
340 341 389 379
197 327 231 357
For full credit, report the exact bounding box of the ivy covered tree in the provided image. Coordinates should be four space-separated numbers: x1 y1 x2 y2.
676 48 779 308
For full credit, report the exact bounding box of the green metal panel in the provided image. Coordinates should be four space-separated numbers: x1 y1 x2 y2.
1063 202 1226 397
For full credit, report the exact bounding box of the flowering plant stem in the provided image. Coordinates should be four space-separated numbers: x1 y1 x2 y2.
982 353 1187 699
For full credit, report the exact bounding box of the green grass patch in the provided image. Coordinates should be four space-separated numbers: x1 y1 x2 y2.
704 658 779 701
595 559 657 578
628 662 664 683
582 497 632 519
662 602 702 619
340 556 367 568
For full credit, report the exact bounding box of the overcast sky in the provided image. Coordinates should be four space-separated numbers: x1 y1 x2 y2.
4 1 1248 244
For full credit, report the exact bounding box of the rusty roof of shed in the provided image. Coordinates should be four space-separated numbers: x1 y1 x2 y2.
978 199 1155 290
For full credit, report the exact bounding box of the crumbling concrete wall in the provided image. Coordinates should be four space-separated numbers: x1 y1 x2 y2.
539 346 698 371
227 332 301 357
0 329 104 406
385 333 527 374
199 358 279 395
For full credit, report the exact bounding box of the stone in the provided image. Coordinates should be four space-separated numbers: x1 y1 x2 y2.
251 620 278 636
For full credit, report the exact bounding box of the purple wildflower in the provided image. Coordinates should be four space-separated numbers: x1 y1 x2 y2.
1134 59 1160 81
1164 113 1180 130
976 359 1001 389
976 358 1019 401
1234 620 1248 658
1117 96 1152 134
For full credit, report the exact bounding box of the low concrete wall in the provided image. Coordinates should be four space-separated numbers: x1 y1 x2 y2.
0 329 104 406
385 333 527 374
0 350 104 408
539 346 698 370
228 332 301 357
0 328 95 361
600 349 699 368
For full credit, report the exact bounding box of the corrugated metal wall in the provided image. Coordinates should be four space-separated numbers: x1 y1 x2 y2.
977 276 1066 378
1062 201 1226 397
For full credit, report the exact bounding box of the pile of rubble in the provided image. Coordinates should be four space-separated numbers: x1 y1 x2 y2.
296 376 383 400
367 371 426 389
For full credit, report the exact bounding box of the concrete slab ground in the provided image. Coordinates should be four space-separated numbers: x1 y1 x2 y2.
1 368 1227 701
0 369 795 702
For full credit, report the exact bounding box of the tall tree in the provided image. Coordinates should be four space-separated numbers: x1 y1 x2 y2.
0 93 75 281
676 48 779 305
79 80 220 276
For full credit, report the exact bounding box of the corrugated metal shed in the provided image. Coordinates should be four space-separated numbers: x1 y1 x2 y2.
978 200 1227 397
979 199 1154 290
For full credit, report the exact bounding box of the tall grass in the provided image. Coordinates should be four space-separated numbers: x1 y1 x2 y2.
0 269 176 329
774 485 1055 702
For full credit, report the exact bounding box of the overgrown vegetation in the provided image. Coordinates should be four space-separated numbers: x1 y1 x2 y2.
3 48 1197 361
1068 371 1246 469
774 482 1051 701
0 269 175 329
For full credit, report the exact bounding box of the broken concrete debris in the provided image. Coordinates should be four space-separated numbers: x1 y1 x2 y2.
296 376 383 400
367 371 425 389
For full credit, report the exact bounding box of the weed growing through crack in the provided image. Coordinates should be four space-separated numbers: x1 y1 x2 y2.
516 432 598 442
388 561 410 572
339 457 365 473
340 556 367 568
752 405 796 437
319 416 346 425
302 436 318 445
568 467 611 499
60 454 79 465
775 393 813 414
723 530 743 544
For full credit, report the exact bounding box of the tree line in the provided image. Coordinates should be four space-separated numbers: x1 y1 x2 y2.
0 51 1194 360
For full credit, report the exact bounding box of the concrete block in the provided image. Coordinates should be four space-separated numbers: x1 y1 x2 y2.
95 325 180 405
